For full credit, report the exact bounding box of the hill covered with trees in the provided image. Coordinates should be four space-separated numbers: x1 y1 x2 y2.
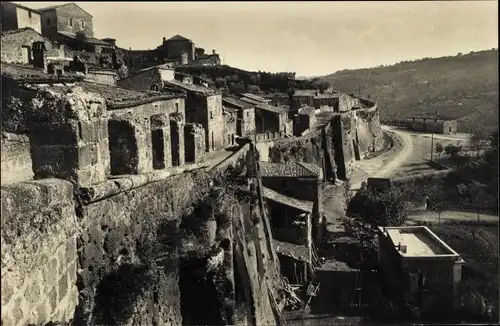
318 49 498 133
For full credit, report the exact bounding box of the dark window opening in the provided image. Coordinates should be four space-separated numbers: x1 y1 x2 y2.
152 129 165 170
68 18 73 26
175 102 179 112
28 11 32 18
46 18 51 25
150 84 159 91
80 20 85 28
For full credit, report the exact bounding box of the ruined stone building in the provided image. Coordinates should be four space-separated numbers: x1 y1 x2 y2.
259 161 324 284
240 93 292 136
1 61 285 325
163 79 226 152
116 64 176 91
157 34 196 64
1 2 42 34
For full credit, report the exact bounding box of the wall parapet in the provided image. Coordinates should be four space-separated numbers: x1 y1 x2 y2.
77 161 208 204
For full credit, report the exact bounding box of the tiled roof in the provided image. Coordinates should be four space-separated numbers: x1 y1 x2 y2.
1 62 84 83
273 240 310 262
314 93 340 99
223 97 253 109
294 89 318 97
262 186 313 213
241 93 269 103
38 3 94 18
259 161 321 178
58 31 111 46
298 106 315 115
164 79 218 95
223 106 238 114
407 113 457 121
1 27 37 36
255 102 289 114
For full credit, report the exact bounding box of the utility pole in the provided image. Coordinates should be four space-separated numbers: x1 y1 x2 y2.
430 132 434 161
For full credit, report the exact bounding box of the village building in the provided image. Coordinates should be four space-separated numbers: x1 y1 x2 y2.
293 106 317 136
116 68 224 152
240 94 292 136
259 161 324 244
1 27 54 64
259 161 324 284
222 97 256 138
116 64 176 91
194 47 221 66
37 3 115 54
405 113 458 134
163 79 225 152
222 105 238 148
1 2 42 34
377 226 465 314
157 34 195 64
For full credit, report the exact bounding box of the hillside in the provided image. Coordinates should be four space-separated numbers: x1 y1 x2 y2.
318 50 499 133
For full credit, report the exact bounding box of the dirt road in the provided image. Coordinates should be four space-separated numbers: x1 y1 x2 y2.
370 127 414 178
409 210 498 223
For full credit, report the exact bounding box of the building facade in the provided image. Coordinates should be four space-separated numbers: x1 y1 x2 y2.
377 226 465 315
406 114 458 134
1 28 53 64
222 97 256 138
1 2 42 34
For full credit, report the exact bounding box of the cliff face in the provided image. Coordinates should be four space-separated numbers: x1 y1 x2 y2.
1 144 283 326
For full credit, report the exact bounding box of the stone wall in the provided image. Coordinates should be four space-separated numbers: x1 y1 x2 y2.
0 138 283 326
184 123 206 163
332 106 383 180
258 125 337 181
1 133 33 185
84 71 117 86
1 179 78 326
207 94 225 151
29 87 110 187
117 68 161 91
1 28 51 64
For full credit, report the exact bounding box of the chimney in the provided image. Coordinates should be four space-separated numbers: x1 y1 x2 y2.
397 242 401 251
163 37 166 43
32 41 47 73
212 49 216 55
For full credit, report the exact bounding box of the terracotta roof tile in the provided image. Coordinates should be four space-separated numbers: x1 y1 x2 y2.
262 186 313 212
223 97 253 109
1 62 83 83
164 79 218 95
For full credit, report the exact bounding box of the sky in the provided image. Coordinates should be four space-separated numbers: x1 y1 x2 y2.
18 1 498 77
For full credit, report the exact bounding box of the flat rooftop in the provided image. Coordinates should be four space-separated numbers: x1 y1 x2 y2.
380 226 461 259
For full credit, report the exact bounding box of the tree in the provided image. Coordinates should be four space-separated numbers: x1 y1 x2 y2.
247 85 260 94
435 142 444 159
345 183 408 239
424 183 449 223
444 144 462 158
75 31 87 51
117 62 129 79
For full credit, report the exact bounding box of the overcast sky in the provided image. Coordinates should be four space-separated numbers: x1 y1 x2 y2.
18 1 498 77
